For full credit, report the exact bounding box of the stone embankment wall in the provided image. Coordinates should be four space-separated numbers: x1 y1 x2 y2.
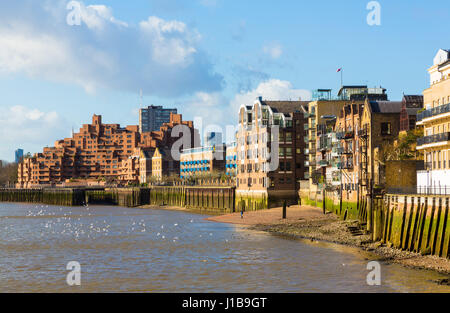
301 188 449 259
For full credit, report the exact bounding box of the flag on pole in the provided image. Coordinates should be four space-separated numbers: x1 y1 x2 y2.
337 68 342 73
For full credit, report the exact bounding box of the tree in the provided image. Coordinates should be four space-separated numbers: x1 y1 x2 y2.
379 128 423 163
0 160 19 187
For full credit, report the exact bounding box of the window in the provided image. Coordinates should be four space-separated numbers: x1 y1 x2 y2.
286 148 292 157
286 162 291 172
286 132 292 142
381 123 391 135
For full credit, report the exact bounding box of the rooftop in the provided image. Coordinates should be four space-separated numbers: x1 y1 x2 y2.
260 100 309 114
369 101 403 114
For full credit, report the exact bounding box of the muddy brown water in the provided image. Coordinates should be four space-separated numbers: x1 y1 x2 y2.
0 203 448 293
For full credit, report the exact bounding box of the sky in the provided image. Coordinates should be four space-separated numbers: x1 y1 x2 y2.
0 0 449 162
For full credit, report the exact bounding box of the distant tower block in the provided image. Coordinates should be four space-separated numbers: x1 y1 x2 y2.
139 105 178 133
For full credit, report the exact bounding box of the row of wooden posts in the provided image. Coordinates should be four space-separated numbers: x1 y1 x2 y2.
0 187 236 212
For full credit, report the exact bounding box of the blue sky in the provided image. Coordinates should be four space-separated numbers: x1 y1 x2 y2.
0 0 449 161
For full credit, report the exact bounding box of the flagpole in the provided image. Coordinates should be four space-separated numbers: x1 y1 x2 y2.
341 68 343 88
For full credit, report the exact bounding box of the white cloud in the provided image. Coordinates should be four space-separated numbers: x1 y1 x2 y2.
263 42 283 59
180 79 311 135
140 16 200 66
81 5 128 30
230 79 311 114
0 106 68 161
182 92 228 124
0 1 222 97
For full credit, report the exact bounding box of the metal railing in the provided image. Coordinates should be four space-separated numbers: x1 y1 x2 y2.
417 103 450 122
387 185 450 195
417 132 450 146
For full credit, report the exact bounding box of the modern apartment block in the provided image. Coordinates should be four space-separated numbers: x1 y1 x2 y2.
416 49 450 193
308 86 402 200
15 149 24 163
333 103 364 201
307 96 347 184
18 113 196 188
180 145 226 179
139 105 177 133
236 97 309 210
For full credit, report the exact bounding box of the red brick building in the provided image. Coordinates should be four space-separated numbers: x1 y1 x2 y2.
18 113 197 188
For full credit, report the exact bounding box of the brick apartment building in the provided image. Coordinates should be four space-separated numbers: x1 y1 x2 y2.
18 113 197 188
236 97 309 210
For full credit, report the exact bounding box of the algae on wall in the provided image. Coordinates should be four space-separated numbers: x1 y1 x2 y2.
0 188 84 206
381 195 450 259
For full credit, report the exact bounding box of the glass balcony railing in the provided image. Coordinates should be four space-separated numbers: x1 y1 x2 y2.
417 103 450 122
417 132 450 147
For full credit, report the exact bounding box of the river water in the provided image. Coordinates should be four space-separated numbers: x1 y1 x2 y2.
0 203 448 293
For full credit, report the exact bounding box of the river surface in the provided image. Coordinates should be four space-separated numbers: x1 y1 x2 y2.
0 203 449 293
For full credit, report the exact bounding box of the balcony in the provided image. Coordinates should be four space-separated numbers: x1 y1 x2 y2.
417 132 450 148
337 161 353 169
417 103 450 123
335 147 352 155
317 141 332 152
